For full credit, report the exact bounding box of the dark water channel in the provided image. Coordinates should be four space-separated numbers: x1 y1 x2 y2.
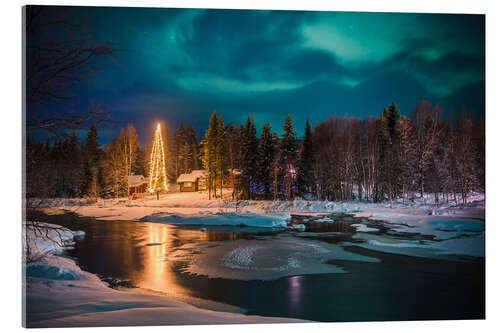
27 209 485 322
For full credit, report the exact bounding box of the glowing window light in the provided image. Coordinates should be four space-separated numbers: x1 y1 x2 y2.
148 123 168 193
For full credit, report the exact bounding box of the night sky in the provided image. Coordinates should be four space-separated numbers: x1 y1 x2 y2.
31 6 485 144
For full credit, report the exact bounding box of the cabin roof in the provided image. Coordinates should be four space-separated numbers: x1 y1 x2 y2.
177 170 206 183
128 175 148 187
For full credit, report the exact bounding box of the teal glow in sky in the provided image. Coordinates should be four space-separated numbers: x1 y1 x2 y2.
33 6 485 141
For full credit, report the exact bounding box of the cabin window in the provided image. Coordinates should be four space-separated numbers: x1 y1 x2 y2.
185 182 192 187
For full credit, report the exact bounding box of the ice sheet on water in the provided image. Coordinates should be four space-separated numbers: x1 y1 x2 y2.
315 217 334 223
352 225 484 259
222 246 261 269
351 223 378 232
139 211 290 228
168 235 379 280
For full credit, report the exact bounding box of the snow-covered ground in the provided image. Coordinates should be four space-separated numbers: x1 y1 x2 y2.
29 190 485 272
23 222 77 260
23 223 307 327
25 191 485 326
31 190 485 224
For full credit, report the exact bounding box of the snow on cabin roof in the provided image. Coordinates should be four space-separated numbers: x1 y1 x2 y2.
177 170 206 183
128 175 148 187
190 170 206 177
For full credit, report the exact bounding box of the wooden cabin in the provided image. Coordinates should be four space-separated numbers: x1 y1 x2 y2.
128 175 148 194
177 170 206 192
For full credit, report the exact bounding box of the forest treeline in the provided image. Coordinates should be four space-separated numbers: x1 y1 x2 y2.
26 101 484 204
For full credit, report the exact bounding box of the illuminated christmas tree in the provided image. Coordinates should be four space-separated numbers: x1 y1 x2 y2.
148 123 168 196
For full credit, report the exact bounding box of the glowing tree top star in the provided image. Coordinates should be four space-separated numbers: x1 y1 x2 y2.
148 123 168 194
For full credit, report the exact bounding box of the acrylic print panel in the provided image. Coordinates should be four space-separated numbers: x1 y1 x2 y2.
23 4 485 328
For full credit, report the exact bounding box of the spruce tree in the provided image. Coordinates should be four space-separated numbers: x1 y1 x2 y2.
80 123 101 197
86 122 100 164
203 112 218 199
297 120 315 198
67 132 81 197
239 117 257 199
279 113 298 200
215 116 226 198
257 123 274 199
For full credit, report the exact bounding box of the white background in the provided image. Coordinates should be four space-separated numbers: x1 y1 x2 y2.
1 0 498 332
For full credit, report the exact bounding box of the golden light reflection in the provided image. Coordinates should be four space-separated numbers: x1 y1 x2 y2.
131 224 243 299
134 223 188 297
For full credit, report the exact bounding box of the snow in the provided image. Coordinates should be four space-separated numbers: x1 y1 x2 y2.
25 191 485 326
349 216 485 259
25 255 307 327
351 223 378 232
291 224 306 232
128 174 148 186
24 222 307 327
73 230 86 238
24 222 77 259
139 211 291 228
168 235 379 281
177 170 205 183
35 190 484 222
32 190 485 259
314 217 334 223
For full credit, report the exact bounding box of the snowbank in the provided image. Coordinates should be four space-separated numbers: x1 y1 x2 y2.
351 223 378 232
23 221 307 327
24 222 81 260
139 211 290 228
25 253 307 327
38 190 485 226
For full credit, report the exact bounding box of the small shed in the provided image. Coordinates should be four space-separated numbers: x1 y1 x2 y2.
128 175 148 194
177 170 206 192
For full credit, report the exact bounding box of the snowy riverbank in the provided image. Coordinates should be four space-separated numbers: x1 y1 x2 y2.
29 190 485 226
23 223 307 327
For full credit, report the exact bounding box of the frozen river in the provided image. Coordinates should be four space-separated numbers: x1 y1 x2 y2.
27 209 485 322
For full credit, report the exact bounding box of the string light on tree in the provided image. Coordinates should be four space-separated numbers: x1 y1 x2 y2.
148 123 168 198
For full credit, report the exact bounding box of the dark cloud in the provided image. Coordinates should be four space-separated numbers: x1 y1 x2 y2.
28 6 485 143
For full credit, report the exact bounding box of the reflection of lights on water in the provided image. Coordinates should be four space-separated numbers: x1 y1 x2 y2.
146 224 169 286
135 223 190 297
133 225 245 299
288 275 303 312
